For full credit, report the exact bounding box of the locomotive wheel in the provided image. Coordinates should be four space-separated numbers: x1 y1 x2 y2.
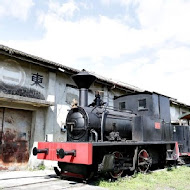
137 149 152 173
109 151 124 179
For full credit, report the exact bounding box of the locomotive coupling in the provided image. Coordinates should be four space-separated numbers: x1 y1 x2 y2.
56 148 76 159
33 147 49 156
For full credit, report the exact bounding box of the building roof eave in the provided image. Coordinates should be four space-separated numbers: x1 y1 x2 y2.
0 92 54 107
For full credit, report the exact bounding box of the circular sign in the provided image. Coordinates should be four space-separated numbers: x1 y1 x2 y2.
0 59 26 90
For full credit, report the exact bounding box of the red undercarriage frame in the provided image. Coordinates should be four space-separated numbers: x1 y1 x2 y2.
36 141 190 179
37 142 93 165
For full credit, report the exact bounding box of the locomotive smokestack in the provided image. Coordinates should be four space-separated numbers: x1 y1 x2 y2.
72 70 96 107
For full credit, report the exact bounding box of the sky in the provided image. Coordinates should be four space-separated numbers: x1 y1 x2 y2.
0 0 190 104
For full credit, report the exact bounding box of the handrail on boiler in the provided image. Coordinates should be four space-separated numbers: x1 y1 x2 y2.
100 103 108 142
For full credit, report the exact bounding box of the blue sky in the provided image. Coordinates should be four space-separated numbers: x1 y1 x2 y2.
0 0 190 104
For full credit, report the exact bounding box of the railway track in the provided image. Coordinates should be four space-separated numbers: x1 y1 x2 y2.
0 170 107 190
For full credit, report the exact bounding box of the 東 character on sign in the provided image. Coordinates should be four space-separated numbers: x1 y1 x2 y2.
31 73 44 88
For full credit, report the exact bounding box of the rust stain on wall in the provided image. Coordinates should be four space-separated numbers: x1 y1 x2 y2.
0 108 32 170
2 130 29 163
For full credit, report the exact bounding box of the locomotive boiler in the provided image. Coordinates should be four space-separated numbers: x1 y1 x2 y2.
33 71 190 180
66 71 135 142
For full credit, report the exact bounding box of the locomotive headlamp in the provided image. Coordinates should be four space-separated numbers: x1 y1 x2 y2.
56 148 76 159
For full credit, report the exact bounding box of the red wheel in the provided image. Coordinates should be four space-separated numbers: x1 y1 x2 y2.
137 149 152 173
109 151 124 179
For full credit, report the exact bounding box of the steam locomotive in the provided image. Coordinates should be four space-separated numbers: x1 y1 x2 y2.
33 71 190 180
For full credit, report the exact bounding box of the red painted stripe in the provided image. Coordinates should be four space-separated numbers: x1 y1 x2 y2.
36 142 93 165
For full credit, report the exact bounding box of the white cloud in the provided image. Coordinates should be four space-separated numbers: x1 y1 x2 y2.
35 13 146 62
136 0 190 43
0 0 34 21
1 0 190 104
155 47 190 73
100 0 112 5
47 0 79 19
103 46 190 104
97 57 150 89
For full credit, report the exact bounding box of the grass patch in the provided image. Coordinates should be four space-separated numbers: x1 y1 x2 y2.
97 166 190 190
28 164 46 171
37 164 46 170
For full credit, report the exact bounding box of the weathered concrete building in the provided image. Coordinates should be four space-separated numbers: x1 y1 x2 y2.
0 45 189 170
0 45 143 170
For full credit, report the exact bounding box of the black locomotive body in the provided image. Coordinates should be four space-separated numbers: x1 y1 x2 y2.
66 106 134 142
33 71 190 180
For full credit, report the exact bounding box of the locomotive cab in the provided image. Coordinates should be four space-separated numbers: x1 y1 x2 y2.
114 92 173 142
